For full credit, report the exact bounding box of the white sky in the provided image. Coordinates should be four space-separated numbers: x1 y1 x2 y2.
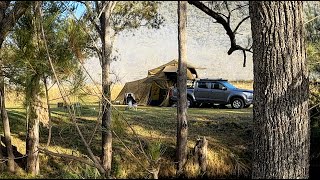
83 2 253 85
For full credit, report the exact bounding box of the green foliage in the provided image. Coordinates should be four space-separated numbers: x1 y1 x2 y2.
112 1 165 34
111 154 123 178
146 140 163 162
1 1 90 102
61 164 101 179
305 2 320 77
307 43 320 76
111 111 126 136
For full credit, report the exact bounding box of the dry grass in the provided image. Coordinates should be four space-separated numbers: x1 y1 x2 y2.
1 82 252 179
230 80 253 90
1 103 252 179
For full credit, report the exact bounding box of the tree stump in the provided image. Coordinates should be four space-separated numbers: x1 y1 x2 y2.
194 136 208 175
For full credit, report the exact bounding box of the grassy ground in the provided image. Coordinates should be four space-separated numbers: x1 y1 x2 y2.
1 103 253 179
0 81 255 178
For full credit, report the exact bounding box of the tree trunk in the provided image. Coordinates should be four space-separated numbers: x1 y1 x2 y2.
176 1 188 177
43 76 52 147
249 1 309 179
0 72 15 172
26 74 41 175
194 137 208 175
0 144 3 171
100 2 114 177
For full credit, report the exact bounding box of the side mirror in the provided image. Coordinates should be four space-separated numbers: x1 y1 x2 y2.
221 87 227 90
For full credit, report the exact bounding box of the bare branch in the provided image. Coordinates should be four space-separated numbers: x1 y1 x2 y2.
86 46 102 60
230 3 249 13
242 50 247 67
217 12 228 19
188 1 252 56
233 16 250 34
88 15 102 37
39 147 97 168
224 1 231 24
94 1 101 15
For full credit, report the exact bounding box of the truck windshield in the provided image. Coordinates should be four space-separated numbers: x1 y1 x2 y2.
222 81 237 89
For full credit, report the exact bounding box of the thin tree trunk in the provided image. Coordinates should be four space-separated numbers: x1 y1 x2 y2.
26 74 41 175
0 65 15 172
43 76 52 147
0 144 4 171
249 1 309 179
176 1 188 177
100 2 114 177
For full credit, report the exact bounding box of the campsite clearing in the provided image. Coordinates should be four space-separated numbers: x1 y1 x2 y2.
2 104 253 179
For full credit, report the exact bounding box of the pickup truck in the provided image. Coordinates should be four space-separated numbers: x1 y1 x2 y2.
169 78 253 109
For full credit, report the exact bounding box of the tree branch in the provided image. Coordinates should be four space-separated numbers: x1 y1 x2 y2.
39 147 98 168
224 1 231 24
188 1 252 62
242 50 247 67
230 3 249 13
0 1 31 46
233 16 250 34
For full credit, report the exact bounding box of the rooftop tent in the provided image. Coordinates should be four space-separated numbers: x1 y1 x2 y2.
114 59 199 106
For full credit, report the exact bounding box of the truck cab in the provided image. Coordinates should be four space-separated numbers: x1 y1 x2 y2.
169 78 253 109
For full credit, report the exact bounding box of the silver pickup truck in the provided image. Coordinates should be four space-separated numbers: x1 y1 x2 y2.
169 78 253 109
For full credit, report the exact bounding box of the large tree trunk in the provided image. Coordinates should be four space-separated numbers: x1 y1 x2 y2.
26 74 41 175
249 1 309 179
100 2 114 177
176 1 188 177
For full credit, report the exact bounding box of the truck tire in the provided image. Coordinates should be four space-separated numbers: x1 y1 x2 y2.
187 97 194 108
231 98 244 109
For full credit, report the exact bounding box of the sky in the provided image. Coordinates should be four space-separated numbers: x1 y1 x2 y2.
78 2 253 85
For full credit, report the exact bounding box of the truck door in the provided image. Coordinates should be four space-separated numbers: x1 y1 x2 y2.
210 82 229 103
194 81 212 102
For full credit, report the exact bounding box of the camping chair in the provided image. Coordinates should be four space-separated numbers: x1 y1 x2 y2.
125 93 137 111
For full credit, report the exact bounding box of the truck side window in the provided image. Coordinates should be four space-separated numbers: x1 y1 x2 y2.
213 83 219 89
212 82 225 90
198 82 210 89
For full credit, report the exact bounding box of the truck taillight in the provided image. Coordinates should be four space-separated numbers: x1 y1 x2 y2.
169 89 173 97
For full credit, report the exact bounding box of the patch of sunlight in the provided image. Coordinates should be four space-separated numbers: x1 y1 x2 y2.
11 135 26 154
128 124 172 140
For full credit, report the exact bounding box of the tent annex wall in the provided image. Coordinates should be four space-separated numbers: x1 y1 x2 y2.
114 59 199 106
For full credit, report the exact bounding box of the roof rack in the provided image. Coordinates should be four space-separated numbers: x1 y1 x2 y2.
198 78 228 81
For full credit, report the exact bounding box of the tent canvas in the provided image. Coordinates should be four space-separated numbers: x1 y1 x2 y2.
114 59 199 106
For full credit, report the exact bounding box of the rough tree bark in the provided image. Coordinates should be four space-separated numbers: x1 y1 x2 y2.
26 74 41 175
100 2 115 177
26 1 42 175
249 1 309 179
0 1 31 173
176 1 188 177
194 137 208 175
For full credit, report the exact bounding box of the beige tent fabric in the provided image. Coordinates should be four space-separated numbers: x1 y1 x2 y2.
114 77 152 105
148 59 198 77
114 59 199 106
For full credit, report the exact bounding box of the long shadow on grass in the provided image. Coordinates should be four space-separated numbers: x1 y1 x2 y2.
5 105 253 178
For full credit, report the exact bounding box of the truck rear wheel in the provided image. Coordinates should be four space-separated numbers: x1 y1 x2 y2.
187 97 194 108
